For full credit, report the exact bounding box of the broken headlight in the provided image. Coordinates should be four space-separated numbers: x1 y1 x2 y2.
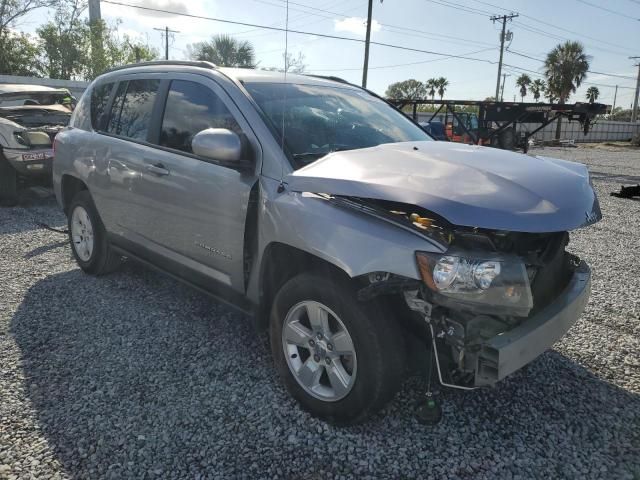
415 251 533 314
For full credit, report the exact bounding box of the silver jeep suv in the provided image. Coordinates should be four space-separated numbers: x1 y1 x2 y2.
53 61 601 424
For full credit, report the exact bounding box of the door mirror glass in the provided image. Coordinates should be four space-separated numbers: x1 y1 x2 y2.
192 128 243 163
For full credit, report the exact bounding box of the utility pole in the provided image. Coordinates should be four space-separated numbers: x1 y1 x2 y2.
362 0 374 88
500 73 510 102
612 85 618 115
491 13 518 101
630 57 640 123
88 0 103 76
154 26 179 60
88 0 101 23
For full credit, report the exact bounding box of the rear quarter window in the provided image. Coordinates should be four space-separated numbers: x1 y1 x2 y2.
90 82 115 131
69 90 91 130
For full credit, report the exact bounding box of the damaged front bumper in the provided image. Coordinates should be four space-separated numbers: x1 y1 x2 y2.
406 260 591 389
474 261 590 386
3 148 54 176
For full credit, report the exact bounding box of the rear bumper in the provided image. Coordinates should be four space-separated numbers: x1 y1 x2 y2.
3 148 54 176
474 261 591 386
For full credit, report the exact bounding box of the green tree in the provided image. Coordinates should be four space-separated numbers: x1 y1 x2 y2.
530 79 545 102
515 74 531 101
426 78 437 102
385 79 427 99
37 0 157 81
0 31 40 75
0 0 60 74
187 34 256 67
544 41 590 139
37 0 87 80
435 77 448 100
586 86 599 103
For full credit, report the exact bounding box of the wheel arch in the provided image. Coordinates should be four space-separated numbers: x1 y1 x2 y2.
256 242 354 331
60 174 88 215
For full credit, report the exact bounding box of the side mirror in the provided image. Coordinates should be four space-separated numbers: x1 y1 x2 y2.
192 128 246 166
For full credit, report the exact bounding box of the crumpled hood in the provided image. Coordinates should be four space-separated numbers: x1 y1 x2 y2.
285 141 601 233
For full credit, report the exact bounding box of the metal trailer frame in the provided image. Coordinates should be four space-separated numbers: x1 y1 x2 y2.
391 99 609 153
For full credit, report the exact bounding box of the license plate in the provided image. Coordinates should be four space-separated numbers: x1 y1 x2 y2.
22 152 48 161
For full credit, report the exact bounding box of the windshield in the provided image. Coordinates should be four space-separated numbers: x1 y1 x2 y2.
244 82 432 169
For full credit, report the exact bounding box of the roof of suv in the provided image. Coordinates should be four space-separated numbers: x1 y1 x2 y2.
101 61 356 89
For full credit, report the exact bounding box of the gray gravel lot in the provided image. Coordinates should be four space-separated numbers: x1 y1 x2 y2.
1 146 639 479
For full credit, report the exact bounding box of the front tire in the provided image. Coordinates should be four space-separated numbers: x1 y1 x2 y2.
270 273 405 425
67 190 121 275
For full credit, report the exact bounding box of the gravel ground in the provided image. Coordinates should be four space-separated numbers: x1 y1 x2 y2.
1 146 639 479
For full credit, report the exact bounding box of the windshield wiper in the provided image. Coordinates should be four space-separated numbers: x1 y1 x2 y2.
292 146 357 161
292 152 329 161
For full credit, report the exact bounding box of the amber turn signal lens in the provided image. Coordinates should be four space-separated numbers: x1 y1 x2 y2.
415 252 437 291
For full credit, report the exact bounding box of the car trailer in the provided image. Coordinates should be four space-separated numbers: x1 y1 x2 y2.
390 99 609 153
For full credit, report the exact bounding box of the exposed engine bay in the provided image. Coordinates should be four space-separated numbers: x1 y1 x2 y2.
337 195 583 389
0 106 70 148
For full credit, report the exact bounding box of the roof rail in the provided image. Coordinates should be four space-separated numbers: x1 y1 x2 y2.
306 74 351 85
103 60 217 74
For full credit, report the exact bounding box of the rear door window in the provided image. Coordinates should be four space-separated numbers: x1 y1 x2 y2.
107 79 160 141
90 82 114 130
159 80 242 154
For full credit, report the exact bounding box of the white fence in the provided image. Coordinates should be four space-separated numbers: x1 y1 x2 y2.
0 75 89 100
521 120 639 143
416 112 640 143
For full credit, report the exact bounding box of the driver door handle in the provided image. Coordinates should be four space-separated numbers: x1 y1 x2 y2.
145 162 170 176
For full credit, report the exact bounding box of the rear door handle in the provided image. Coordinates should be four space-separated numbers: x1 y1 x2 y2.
145 163 170 176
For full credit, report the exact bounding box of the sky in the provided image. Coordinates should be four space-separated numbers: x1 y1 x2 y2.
14 0 640 107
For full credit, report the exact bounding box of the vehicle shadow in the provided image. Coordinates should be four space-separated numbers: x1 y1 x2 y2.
9 265 283 478
9 266 640 478
24 240 68 259
0 193 64 236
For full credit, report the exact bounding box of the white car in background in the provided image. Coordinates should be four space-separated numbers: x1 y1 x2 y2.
0 84 73 204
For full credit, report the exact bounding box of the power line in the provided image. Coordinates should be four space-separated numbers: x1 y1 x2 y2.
262 0 497 48
101 0 502 65
502 62 636 90
506 49 637 80
425 0 494 16
461 0 635 54
309 47 497 72
102 0 636 92
575 0 640 21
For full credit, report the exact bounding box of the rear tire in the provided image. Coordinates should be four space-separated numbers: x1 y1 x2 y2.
67 190 121 275
270 272 405 425
0 155 18 206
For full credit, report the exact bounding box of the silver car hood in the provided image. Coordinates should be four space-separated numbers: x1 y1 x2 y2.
285 141 601 233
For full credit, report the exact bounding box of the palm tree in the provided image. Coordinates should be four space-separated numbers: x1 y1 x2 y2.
586 86 599 103
544 41 590 139
530 79 545 102
187 34 256 67
435 77 448 100
515 74 531 101
426 78 437 106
